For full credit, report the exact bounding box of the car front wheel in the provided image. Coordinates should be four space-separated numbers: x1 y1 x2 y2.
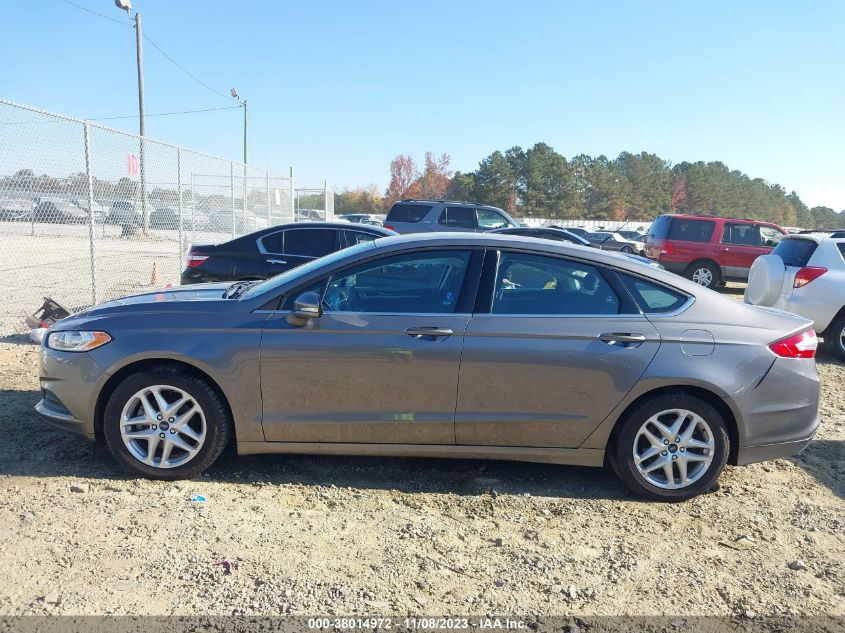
103 368 232 480
610 393 729 501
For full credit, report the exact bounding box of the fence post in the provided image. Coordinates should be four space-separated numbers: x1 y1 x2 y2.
289 166 295 221
83 122 98 305
177 147 183 276
243 167 248 234
230 162 236 239
266 171 271 227
324 180 330 221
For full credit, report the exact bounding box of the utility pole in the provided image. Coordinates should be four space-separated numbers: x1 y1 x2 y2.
134 11 148 233
242 100 248 164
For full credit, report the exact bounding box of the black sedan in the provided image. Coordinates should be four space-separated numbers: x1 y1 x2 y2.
181 222 396 284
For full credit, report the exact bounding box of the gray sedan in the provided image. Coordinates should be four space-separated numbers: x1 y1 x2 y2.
36 234 820 501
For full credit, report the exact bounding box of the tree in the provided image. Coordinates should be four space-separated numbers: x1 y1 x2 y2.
418 152 452 200
472 151 517 212
384 155 420 208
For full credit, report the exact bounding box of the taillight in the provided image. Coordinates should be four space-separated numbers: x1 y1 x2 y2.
793 266 827 288
768 328 817 359
660 242 674 255
383 224 395 231
186 253 209 268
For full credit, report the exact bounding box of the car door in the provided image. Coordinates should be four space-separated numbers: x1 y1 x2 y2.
455 250 661 448
260 248 481 444
259 227 339 277
719 222 762 278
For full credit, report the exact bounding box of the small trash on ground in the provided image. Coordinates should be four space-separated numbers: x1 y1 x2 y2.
25 297 70 330
190 494 206 503
211 560 238 575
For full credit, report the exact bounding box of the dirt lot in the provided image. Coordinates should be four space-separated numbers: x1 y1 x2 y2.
0 334 843 621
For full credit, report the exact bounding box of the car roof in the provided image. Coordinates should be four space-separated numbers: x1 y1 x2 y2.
369 232 688 280
659 213 781 226
783 232 845 243
263 221 393 233
395 198 504 210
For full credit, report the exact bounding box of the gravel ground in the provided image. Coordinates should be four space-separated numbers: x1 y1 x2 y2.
0 319 843 619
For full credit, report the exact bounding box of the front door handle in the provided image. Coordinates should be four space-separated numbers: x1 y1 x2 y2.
404 327 454 339
266 259 287 265
599 332 647 345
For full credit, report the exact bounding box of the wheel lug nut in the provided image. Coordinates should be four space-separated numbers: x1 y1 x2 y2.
170 429 176 434
672 455 678 461
157 415 162 421
680 447 685 452
152 424 157 430
663 439 670 445
168 417 174 423
159 432 165 438
661 450 668 456
675 437 680 442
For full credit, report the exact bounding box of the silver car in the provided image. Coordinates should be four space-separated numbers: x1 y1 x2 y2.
384 199 519 234
35 234 820 501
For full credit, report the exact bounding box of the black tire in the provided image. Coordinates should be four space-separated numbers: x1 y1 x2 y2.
684 260 721 289
609 392 730 502
103 367 232 480
621 245 633 254
823 313 845 362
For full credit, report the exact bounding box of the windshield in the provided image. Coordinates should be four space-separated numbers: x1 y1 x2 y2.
239 240 377 301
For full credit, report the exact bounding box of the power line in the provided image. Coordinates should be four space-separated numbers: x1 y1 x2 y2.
0 105 242 126
57 0 132 27
91 105 242 121
56 0 235 103
142 34 234 102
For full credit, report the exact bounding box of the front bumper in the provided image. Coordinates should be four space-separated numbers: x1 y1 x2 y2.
36 344 108 440
35 397 95 440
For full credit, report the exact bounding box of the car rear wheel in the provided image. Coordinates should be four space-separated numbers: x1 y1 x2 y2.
103 369 232 480
685 261 720 289
823 313 845 362
610 393 729 501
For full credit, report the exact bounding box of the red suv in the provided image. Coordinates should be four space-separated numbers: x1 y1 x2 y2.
644 214 787 289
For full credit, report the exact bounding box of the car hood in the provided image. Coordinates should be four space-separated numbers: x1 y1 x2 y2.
56 283 236 327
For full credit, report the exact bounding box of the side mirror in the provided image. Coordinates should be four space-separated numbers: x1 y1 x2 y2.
291 291 322 319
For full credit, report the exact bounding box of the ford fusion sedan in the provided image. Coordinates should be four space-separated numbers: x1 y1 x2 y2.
37 234 819 501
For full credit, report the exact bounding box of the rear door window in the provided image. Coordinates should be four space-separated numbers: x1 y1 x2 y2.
476 208 511 229
648 215 672 239
343 230 379 247
492 252 623 315
439 207 476 229
260 231 284 254
759 225 785 247
838 243 845 262
721 223 759 246
666 219 715 242
386 203 431 223
772 239 818 267
283 228 338 257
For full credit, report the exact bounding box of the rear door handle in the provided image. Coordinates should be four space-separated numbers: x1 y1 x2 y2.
404 327 454 339
266 259 287 265
599 332 647 345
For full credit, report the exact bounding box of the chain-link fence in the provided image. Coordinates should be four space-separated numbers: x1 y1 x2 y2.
0 99 299 335
294 183 334 222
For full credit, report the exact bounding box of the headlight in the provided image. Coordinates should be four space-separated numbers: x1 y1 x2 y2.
46 331 112 352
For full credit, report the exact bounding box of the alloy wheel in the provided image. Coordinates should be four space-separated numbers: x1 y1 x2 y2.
119 385 207 469
691 267 713 286
633 409 715 489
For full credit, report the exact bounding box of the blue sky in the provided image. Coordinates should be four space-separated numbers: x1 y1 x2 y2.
2 0 844 208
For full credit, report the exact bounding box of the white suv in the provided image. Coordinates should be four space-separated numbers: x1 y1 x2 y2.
744 231 845 360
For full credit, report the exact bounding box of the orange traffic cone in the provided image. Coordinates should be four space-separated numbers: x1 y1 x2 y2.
150 262 162 285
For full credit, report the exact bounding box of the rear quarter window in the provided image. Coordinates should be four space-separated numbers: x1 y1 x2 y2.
386 203 431 223
647 215 671 239
667 219 715 242
772 239 818 267
838 243 845 262
618 273 688 314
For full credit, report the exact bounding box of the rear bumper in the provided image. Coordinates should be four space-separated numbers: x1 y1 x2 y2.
735 431 816 465
657 260 687 275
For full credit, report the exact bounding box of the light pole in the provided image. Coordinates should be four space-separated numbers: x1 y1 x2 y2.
115 0 148 233
230 88 247 165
